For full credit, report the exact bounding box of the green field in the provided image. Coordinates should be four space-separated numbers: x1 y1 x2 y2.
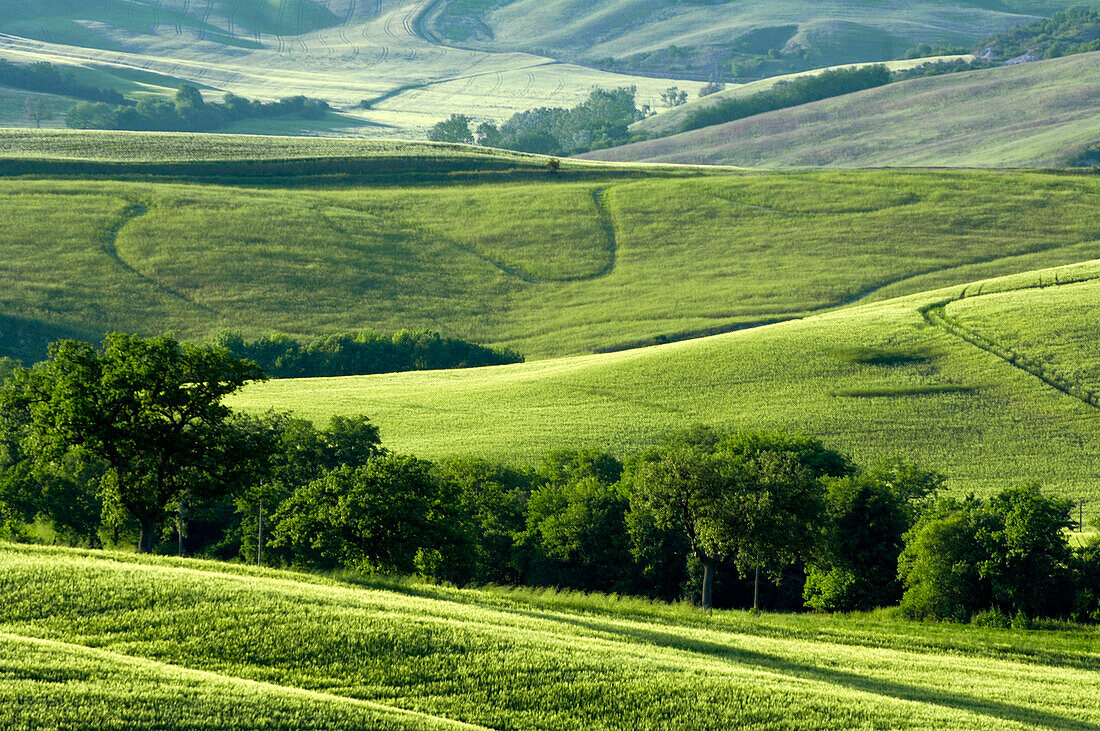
7 159 1100 364
423 0 1049 78
228 260 1100 500
0 0 706 138
3 543 1098 730
585 52 1100 168
629 55 972 138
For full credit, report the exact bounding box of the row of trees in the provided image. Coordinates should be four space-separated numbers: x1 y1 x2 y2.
1 334 1098 623
428 87 645 155
212 330 522 378
67 83 329 132
680 64 892 133
0 60 126 105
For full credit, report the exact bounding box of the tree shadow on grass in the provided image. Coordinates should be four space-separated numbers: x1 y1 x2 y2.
541 615 1100 731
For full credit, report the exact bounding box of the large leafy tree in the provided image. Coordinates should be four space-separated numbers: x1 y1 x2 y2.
804 460 942 612
0 334 266 552
629 427 847 609
899 484 1074 621
270 454 468 576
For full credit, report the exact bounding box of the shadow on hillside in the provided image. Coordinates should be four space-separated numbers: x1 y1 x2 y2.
540 615 1099 730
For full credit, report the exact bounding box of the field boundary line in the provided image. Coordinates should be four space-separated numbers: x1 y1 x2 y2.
99 201 217 314
920 274 1100 410
0 630 493 731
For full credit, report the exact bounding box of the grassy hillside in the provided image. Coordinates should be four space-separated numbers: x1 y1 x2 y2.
423 0 1058 79
6 161 1100 362
0 0 705 138
584 52 1100 168
229 260 1100 500
631 56 971 138
3 544 1099 729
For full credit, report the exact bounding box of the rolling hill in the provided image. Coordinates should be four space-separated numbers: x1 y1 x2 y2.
421 0 1056 80
0 0 706 138
228 260 1100 500
583 51 1100 168
3 544 1099 729
4 145 1100 363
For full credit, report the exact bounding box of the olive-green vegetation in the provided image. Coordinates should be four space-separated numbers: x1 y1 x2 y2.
0 0 705 139
583 51 1100 168
423 0 1072 80
7 164 1100 362
2 544 1099 730
229 260 1100 501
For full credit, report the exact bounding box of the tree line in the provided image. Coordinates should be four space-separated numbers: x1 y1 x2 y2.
66 83 331 132
212 330 522 378
428 87 645 155
1 334 1098 624
0 60 126 105
679 65 892 133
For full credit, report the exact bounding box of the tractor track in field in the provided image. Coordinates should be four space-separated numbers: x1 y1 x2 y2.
0 632 491 731
919 273 1100 411
100 203 215 314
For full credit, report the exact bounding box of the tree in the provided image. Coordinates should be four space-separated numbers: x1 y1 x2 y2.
522 451 632 592
270 455 467 575
427 114 474 144
628 427 841 609
25 97 54 128
660 86 688 108
899 484 1074 621
0 334 267 552
804 460 942 612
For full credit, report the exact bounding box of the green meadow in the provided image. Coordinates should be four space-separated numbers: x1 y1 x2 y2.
585 51 1100 169
5 156 1100 362
229 260 1100 501
3 544 1098 730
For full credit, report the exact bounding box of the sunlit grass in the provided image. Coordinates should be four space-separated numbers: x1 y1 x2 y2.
3 544 1098 730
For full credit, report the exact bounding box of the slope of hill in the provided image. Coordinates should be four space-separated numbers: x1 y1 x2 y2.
631 56 972 138
0 0 704 138
422 0 1047 80
3 544 1099 730
229 260 1100 500
5 156 1100 363
582 52 1100 168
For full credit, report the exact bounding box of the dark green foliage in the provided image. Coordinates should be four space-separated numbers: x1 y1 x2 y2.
434 457 531 585
479 87 643 155
899 484 1076 621
978 8 1100 62
427 114 475 144
626 427 847 608
521 451 631 592
269 455 469 577
212 329 522 379
681 65 892 133
1071 538 1100 622
0 59 125 104
0 333 267 552
66 84 329 132
892 58 993 82
804 461 942 612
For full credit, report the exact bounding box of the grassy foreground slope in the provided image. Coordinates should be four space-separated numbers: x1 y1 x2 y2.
231 261 1100 500
3 544 1099 730
6 156 1100 362
583 52 1100 168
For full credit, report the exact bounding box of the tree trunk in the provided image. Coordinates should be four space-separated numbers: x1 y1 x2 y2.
701 556 714 610
753 561 761 611
138 518 157 554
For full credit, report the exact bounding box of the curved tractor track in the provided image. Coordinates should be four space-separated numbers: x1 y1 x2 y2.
100 203 215 314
